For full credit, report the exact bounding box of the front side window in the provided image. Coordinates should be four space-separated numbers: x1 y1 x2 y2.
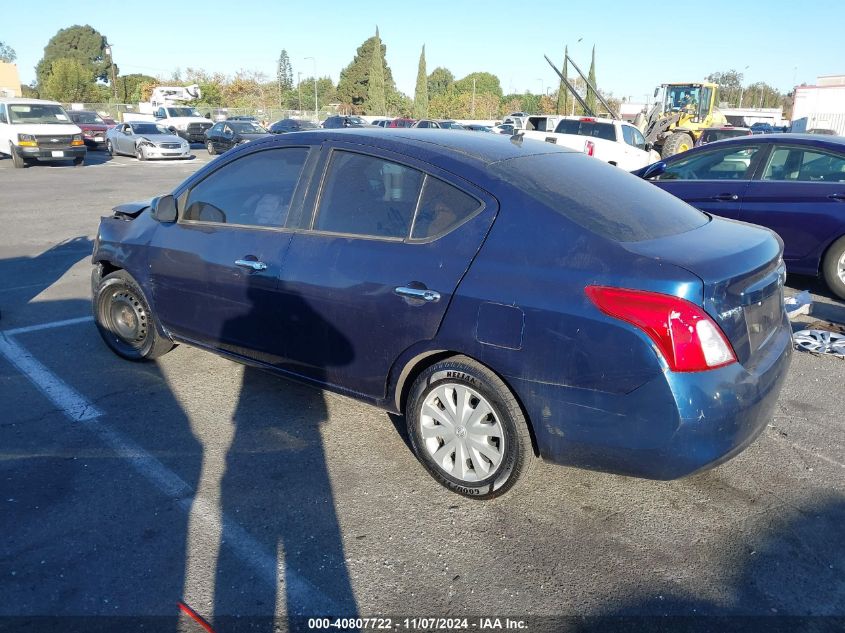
183 148 309 227
631 127 647 150
660 146 761 180
621 125 636 147
314 151 424 238
762 146 845 182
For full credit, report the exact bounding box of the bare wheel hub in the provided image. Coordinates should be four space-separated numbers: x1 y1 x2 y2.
108 290 148 343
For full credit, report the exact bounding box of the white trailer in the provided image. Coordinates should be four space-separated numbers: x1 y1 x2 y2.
791 81 845 135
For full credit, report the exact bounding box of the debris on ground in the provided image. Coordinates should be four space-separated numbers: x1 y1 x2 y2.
785 290 812 319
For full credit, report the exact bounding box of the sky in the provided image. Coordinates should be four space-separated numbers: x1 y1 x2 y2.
4 0 844 102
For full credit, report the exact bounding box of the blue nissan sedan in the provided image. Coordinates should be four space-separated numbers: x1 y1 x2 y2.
633 134 845 300
92 129 792 499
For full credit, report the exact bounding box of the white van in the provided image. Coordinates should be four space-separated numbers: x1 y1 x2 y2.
0 97 86 168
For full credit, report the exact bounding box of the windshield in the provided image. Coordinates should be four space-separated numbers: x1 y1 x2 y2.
9 104 71 125
554 119 617 141
166 107 202 118
131 123 172 135
230 122 265 134
664 85 701 112
71 112 105 125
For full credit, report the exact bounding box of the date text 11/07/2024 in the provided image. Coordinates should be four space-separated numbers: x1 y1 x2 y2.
306 617 528 630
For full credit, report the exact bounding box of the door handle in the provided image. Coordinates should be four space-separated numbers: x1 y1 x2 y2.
711 193 739 201
828 193 845 201
395 286 441 302
234 259 267 271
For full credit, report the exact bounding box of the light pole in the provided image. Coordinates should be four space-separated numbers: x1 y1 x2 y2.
103 41 117 100
304 56 317 120
738 65 750 107
297 71 302 112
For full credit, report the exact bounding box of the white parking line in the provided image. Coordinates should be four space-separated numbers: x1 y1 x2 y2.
0 317 340 615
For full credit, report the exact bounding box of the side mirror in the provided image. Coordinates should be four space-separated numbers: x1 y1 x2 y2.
641 161 667 180
168 126 177 133
644 142 653 152
653 87 660 98
151 195 177 223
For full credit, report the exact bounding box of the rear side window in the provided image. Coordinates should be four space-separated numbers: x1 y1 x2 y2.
554 119 616 141
314 151 424 238
762 146 845 182
183 148 308 227
496 153 708 242
660 146 761 180
411 177 482 240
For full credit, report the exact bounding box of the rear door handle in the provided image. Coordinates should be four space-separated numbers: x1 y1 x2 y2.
395 286 440 302
711 193 739 201
234 259 267 271
829 193 845 201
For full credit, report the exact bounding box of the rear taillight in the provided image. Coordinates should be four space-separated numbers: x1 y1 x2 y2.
585 286 737 372
584 140 595 156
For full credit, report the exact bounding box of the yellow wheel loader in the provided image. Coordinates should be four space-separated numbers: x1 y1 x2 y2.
640 83 727 158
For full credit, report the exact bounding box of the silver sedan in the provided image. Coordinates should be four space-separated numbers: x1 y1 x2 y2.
105 121 192 160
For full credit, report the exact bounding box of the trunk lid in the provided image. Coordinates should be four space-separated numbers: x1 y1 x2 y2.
623 216 786 365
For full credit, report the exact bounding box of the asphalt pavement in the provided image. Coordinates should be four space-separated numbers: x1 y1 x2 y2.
1 148 843 632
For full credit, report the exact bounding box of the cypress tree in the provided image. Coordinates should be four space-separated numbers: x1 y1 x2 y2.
414 44 428 119
585 45 597 115
367 27 386 115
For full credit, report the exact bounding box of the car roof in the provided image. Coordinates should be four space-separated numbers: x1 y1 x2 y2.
243 128 572 166
0 97 62 106
702 126 750 131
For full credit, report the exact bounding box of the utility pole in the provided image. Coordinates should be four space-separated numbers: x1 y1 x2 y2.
104 41 118 100
297 71 302 112
305 57 317 120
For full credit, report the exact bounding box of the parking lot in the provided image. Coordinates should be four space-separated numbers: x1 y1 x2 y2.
1 148 844 632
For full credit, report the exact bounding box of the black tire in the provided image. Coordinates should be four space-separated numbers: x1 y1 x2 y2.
206 141 216 155
73 156 84 167
661 131 694 158
136 145 146 161
10 145 27 168
93 270 174 361
106 140 114 156
822 235 845 301
405 355 535 499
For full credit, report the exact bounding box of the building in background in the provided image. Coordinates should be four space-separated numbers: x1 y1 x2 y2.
791 75 845 135
0 62 22 97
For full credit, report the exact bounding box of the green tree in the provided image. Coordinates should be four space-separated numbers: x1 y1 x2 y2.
454 72 502 98
585 45 597 114
336 33 400 113
414 44 428 119
277 49 293 107
556 45 568 115
706 69 744 107
114 73 156 103
42 58 98 102
367 27 386 115
298 76 337 112
0 40 16 63
21 83 39 98
745 81 783 109
36 25 110 90
427 67 453 99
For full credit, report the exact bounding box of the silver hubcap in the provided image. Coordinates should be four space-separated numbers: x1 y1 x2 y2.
420 383 505 482
838 251 845 284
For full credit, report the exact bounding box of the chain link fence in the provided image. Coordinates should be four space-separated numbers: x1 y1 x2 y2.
64 102 335 125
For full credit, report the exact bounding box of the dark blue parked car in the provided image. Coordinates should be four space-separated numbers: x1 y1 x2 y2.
92 129 792 499
633 134 845 300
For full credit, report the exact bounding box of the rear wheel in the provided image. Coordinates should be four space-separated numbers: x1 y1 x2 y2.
405 355 535 499
93 270 174 361
822 235 845 300
661 132 694 158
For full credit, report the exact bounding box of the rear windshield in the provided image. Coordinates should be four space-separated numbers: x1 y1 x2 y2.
554 119 616 141
496 153 709 242
703 129 749 143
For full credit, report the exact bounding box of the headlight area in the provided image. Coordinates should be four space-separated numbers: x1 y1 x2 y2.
71 135 85 147
17 134 38 147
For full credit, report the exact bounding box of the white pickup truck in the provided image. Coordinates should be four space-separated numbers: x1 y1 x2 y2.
522 116 660 171
153 105 213 144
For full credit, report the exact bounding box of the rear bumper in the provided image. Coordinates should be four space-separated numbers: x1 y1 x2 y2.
18 146 87 160
515 320 793 479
